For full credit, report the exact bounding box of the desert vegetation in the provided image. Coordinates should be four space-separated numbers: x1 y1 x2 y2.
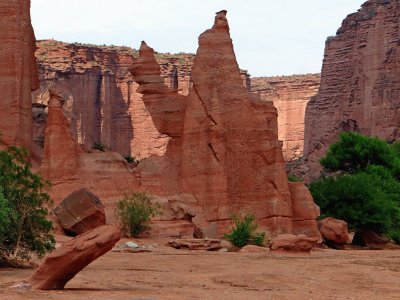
309 132 400 243
115 192 163 237
0 146 55 266
224 214 266 247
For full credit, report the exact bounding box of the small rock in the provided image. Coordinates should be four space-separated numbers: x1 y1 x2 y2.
239 245 268 253
270 234 318 253
169 238 222 251
125 241 139 249
9 282 31 290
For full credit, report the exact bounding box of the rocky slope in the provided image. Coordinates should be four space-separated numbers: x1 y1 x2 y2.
251 74 320 161
129 11 320 238
0 0 39 151
303 0 400 180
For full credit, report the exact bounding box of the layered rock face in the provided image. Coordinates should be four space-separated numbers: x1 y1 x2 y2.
251 74 320 161
33 41 253 161
303 0 400 180
0 0 39 149
33 41 196 160
39 89 139 210
130 11 320 237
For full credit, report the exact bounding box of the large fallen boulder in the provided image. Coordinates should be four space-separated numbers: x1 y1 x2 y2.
54 188 106 235
169 239 222 251
28 225 121 290
318 217 349 249
269 234 318 253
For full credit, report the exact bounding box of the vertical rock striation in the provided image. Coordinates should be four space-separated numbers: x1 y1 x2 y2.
251 74 320 161
303 0 400 180
130 11 320 238
0 0 39 149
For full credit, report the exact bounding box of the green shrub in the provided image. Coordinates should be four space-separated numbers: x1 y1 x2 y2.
115 192 162 237
124 155 139 164
288 174 302 182
92 142 107 152
224 214 265 247
0 146 55 264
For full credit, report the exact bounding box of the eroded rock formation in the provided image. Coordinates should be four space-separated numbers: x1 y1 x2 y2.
0 0 39 150
28 225 121 290
39 89 139 207
303 0 400 180
32 41 197 160
33 41 254 161
251 74 320 161
130 11 320 238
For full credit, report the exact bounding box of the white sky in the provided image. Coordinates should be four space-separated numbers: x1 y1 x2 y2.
31 0 366 77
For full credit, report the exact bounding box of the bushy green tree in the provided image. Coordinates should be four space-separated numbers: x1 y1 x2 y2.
224 214 265 247
310 172 400 234
0 146 55 264
115 192 162 237
320 131 400 177
310 132 400 241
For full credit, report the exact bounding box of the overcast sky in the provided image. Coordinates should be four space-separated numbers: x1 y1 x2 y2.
31 0 365 77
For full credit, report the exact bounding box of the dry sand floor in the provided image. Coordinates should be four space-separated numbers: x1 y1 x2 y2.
1 238 400 300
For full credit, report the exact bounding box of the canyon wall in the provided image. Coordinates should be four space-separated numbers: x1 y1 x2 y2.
251 74 320 161
303 0 400 180
34 41 317 163
0 0 39 150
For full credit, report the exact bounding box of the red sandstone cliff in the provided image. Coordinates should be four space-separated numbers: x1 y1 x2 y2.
33 41 252 161
0 0 39 150
303 0 400 180
130 11 320 238
251 74 320 161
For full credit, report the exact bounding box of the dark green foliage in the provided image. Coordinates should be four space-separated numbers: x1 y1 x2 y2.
224 214 265 247
124 155 139 164
288 174 303 182
311 132 400 242
115 192 162 237
320 131 400 178
0 146 55 263
310 172 399 233
92 143 107 152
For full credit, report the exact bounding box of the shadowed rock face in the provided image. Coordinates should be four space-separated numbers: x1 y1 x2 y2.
0 0 39 149
303 0 400 181
130 11 320 237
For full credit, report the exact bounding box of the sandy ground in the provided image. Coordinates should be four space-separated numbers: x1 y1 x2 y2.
1 238 400 300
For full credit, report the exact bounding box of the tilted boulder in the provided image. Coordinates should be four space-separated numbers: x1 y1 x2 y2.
28 225 121 290
269 234 318 253
54 188 106 235
318 217 349 248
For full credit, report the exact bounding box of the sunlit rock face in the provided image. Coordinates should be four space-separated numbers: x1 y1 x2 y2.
251 74 320 161
130 11 320 238
303 0 400 181
0 0 39 150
